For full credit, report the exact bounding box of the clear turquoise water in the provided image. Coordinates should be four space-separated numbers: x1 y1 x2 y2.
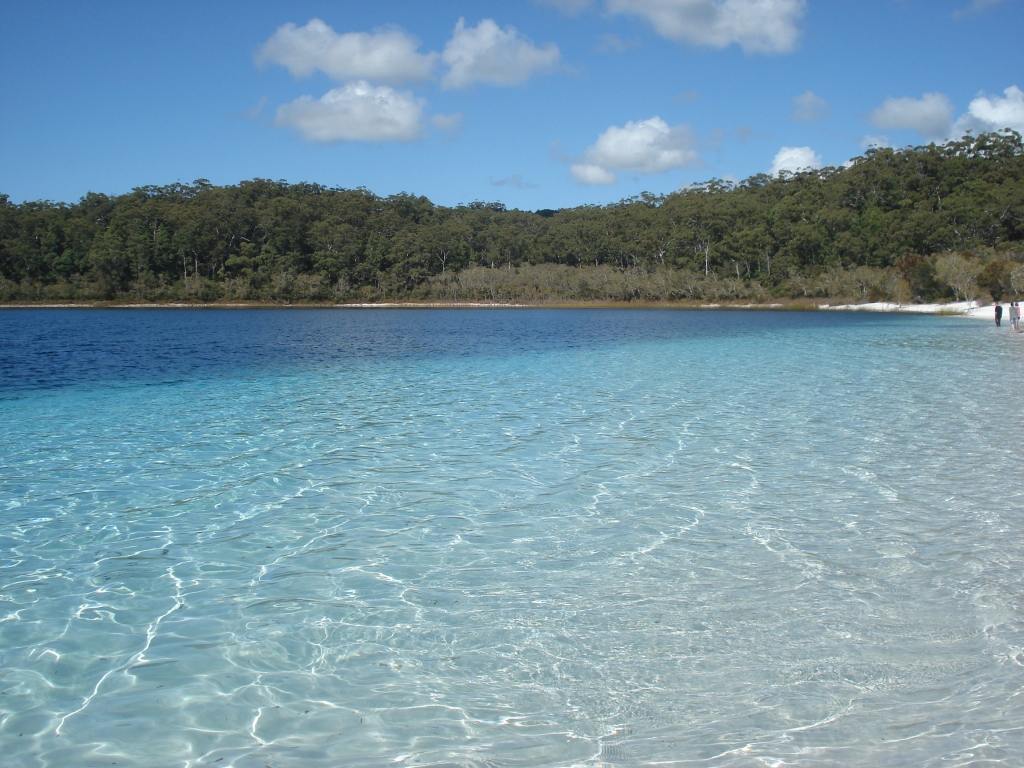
1 308 1022 767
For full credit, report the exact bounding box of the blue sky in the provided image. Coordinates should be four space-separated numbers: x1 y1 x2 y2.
1 0 1021 211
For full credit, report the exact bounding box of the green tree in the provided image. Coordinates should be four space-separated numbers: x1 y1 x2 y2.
978 259 1014 301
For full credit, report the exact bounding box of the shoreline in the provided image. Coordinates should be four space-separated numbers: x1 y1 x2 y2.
819 300 995 320
0 299 1003 317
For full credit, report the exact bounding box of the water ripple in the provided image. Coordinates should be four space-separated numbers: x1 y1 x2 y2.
1 309 1022 766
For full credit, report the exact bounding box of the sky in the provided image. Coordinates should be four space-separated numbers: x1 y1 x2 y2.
1 0 1021 211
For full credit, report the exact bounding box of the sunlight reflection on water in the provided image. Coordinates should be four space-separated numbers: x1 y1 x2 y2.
1 308 1022 767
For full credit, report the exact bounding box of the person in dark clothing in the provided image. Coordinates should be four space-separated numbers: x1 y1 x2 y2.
995 303 1003 326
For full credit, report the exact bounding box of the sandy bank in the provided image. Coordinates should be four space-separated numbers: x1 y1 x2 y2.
0 300 1014 318
822 300 1003 319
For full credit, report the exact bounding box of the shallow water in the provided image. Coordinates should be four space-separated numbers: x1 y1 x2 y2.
1 308 1022 767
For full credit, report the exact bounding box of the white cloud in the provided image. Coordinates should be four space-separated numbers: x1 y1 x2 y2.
274 81 424 142
951 85 1024 137
244 96 269 119
954 0 1009 19
441 18 562 89
791 90 829 121
770 146 822 175
860 135 891 149
572 117 700 185
606 0 807 54
256 19 436 84
597 33 641 53
571 164 618 185
869 92 954 138
430 113 464 132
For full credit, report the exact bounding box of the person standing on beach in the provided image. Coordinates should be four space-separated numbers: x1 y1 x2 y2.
1012 302 1019 331
995 303 1003 326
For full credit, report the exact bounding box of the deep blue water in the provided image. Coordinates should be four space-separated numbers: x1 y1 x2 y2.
1 308 1022 767
1 307 919 393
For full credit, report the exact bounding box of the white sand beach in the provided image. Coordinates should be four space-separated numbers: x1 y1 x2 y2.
822 300 1015 320
5 301 1019 320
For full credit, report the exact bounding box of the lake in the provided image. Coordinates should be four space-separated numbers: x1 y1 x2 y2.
1 307 1022 767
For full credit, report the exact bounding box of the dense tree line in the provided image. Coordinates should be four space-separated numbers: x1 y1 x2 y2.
2 130 1023 304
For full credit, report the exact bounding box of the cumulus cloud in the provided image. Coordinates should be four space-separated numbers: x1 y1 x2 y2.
606 0 807 54
791 90 829 121
274 81 424 142
572 164 619 185
869 92 954 138
441 18 562 89
770 146 822 175
256 19 436 85
951 85 1024 137
571 117 700 185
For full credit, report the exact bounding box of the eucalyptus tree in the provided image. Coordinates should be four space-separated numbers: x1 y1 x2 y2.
933 252 979 302
1 131 1023 303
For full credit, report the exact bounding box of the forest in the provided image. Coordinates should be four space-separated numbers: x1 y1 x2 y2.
2 130 1023 305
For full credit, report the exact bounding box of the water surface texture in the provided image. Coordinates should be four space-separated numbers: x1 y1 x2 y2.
1 308 1022 767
